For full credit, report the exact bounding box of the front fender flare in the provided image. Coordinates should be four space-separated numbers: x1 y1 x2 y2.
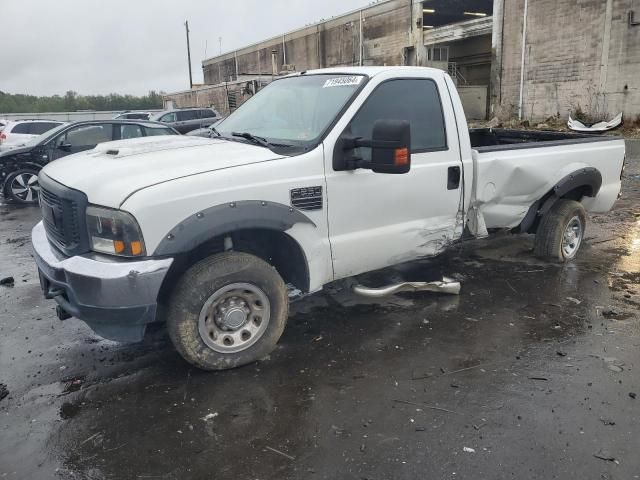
153 200 316 256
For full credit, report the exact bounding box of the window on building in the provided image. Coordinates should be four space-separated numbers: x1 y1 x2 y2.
427 46 449 62
422 0 493 29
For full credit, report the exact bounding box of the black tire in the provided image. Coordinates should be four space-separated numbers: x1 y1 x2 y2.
166 251 289 370
534 199 587 262
4 168 40 204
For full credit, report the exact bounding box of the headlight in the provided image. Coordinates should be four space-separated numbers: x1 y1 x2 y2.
86 206 146 257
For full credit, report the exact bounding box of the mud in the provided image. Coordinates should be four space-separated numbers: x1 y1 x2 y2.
0 157 639 479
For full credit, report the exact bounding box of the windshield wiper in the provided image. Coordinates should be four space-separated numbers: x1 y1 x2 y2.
209 126 221 137
231 131 273 149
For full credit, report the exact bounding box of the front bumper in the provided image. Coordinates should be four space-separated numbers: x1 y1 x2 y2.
31 221 173 342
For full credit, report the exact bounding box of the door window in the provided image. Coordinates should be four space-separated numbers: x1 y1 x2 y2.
29 122 60 135
178 110 199 121
160 112 177 122
117 124 143 140
348 79 447 160
11 123 31 134
60 124 112 147
199 109 216 119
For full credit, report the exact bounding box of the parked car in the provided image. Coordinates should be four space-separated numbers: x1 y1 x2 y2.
113 111 151 120
151 107 221 134
185 117 225 137
0 119 178 203
0 120 66 152
31 67 625 370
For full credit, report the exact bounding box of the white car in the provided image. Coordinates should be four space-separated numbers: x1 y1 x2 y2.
113 112 151 120
32 67 625 370
0 119 8 131
0 120 66 151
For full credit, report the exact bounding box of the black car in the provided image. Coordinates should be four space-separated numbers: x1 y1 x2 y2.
151 107 221 134
185 117 226 138
0 120 178 204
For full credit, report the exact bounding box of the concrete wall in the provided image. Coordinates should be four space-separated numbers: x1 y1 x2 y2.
458 86 489 119
494 0 640 121
202 0 412 85
162 79 270 116
165 0 494 117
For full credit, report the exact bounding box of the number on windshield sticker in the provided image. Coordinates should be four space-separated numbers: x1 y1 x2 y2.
323 76 363 88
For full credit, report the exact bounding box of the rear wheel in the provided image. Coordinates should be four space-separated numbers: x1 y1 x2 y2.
534 199 586 262
166 251 288 370
4 169 40 204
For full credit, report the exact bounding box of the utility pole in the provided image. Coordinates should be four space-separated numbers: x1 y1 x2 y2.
185 20 193 89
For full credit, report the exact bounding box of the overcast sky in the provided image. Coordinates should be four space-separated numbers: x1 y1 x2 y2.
0 0 373 96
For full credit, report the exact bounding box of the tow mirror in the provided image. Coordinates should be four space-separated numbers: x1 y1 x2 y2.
369 119 411 174
334 119 411 174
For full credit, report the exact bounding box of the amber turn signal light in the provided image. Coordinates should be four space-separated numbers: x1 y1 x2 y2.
394 147 409 166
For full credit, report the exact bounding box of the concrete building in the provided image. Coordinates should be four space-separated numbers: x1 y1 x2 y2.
164 0 640 123
495 0 640 122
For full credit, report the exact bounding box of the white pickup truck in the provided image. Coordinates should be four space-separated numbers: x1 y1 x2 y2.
32 67 626 370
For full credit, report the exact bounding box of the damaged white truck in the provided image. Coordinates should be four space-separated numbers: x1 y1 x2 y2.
32 67 626 370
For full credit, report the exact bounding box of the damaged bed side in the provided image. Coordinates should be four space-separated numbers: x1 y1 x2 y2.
466 129 625 237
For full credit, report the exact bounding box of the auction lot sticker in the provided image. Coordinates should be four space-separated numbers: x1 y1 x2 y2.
323 76 364 88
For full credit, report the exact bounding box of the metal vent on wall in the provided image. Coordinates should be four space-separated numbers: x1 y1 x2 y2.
290 186 323 211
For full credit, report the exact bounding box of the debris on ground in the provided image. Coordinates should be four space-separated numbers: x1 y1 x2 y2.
0 276 14 287
463 447 475 453
630 392 637 399
566 297 581 305
0 383 8 402
601 307 623 318
201 412 219 421
599 418 616 426
593 449 616 462
265 446 295 460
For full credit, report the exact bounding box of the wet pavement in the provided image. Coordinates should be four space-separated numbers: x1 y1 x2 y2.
0 158 639 480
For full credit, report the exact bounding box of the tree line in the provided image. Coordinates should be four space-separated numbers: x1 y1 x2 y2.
0 90 164 113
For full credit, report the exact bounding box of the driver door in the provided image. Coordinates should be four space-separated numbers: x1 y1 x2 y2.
324 77 464 279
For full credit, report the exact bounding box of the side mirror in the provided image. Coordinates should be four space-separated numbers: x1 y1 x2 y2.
334 119 411 174
369 119 411 174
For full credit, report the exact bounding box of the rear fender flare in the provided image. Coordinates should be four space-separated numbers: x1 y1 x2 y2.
518 167 602 233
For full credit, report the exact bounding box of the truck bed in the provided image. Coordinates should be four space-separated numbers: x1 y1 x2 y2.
470 128 621 152
468 128 626 234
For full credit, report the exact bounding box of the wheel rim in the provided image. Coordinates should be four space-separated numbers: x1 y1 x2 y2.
562 216 583 259
198 282 271 353
10 172 39 202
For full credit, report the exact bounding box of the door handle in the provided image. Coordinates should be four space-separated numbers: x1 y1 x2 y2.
447 166 461 190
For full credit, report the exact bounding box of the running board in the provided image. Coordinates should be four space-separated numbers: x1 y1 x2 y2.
352 277 461 298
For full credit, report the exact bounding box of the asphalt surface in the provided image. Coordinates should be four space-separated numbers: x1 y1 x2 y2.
0 158 639 480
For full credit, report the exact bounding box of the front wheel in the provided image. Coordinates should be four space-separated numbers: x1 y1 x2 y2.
534 199 587 262
4 169 41 204
166 252 289 370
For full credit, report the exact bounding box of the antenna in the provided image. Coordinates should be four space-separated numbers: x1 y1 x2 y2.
185 21 193 89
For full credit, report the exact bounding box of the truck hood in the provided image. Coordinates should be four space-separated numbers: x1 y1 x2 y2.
41 135 285 208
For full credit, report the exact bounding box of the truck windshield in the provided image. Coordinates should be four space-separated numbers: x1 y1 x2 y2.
216 74 366 148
